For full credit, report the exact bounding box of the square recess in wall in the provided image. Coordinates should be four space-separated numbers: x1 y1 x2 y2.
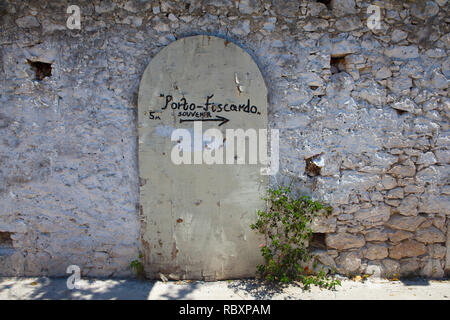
330 56 346 74
316 0 332 10
0 232 14 256
310 233 327 249
0 232 13 249
27 60 52 81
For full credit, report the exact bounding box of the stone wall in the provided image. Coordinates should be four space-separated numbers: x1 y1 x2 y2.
0 0 448 278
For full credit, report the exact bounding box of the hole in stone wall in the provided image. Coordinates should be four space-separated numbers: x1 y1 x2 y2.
0 232 13 248
310 233 327 249
395 109 407 116
305 155 322 177
316 0 332 10
330 56 346 74
27 60 52 80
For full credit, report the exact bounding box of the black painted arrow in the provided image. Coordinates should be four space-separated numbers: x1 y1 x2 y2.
179 115 230 126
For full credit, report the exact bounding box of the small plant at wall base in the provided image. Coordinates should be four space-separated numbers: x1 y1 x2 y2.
130 253 146 280
250 187 341 290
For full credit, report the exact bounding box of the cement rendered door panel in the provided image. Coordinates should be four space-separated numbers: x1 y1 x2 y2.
138 35 268 280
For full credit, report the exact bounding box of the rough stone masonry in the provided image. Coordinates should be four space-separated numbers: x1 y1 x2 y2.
0 0 449 279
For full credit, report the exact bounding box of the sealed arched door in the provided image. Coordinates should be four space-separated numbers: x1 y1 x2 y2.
138 35 268 280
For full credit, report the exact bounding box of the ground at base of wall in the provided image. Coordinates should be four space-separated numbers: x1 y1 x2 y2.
0 277 449 300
